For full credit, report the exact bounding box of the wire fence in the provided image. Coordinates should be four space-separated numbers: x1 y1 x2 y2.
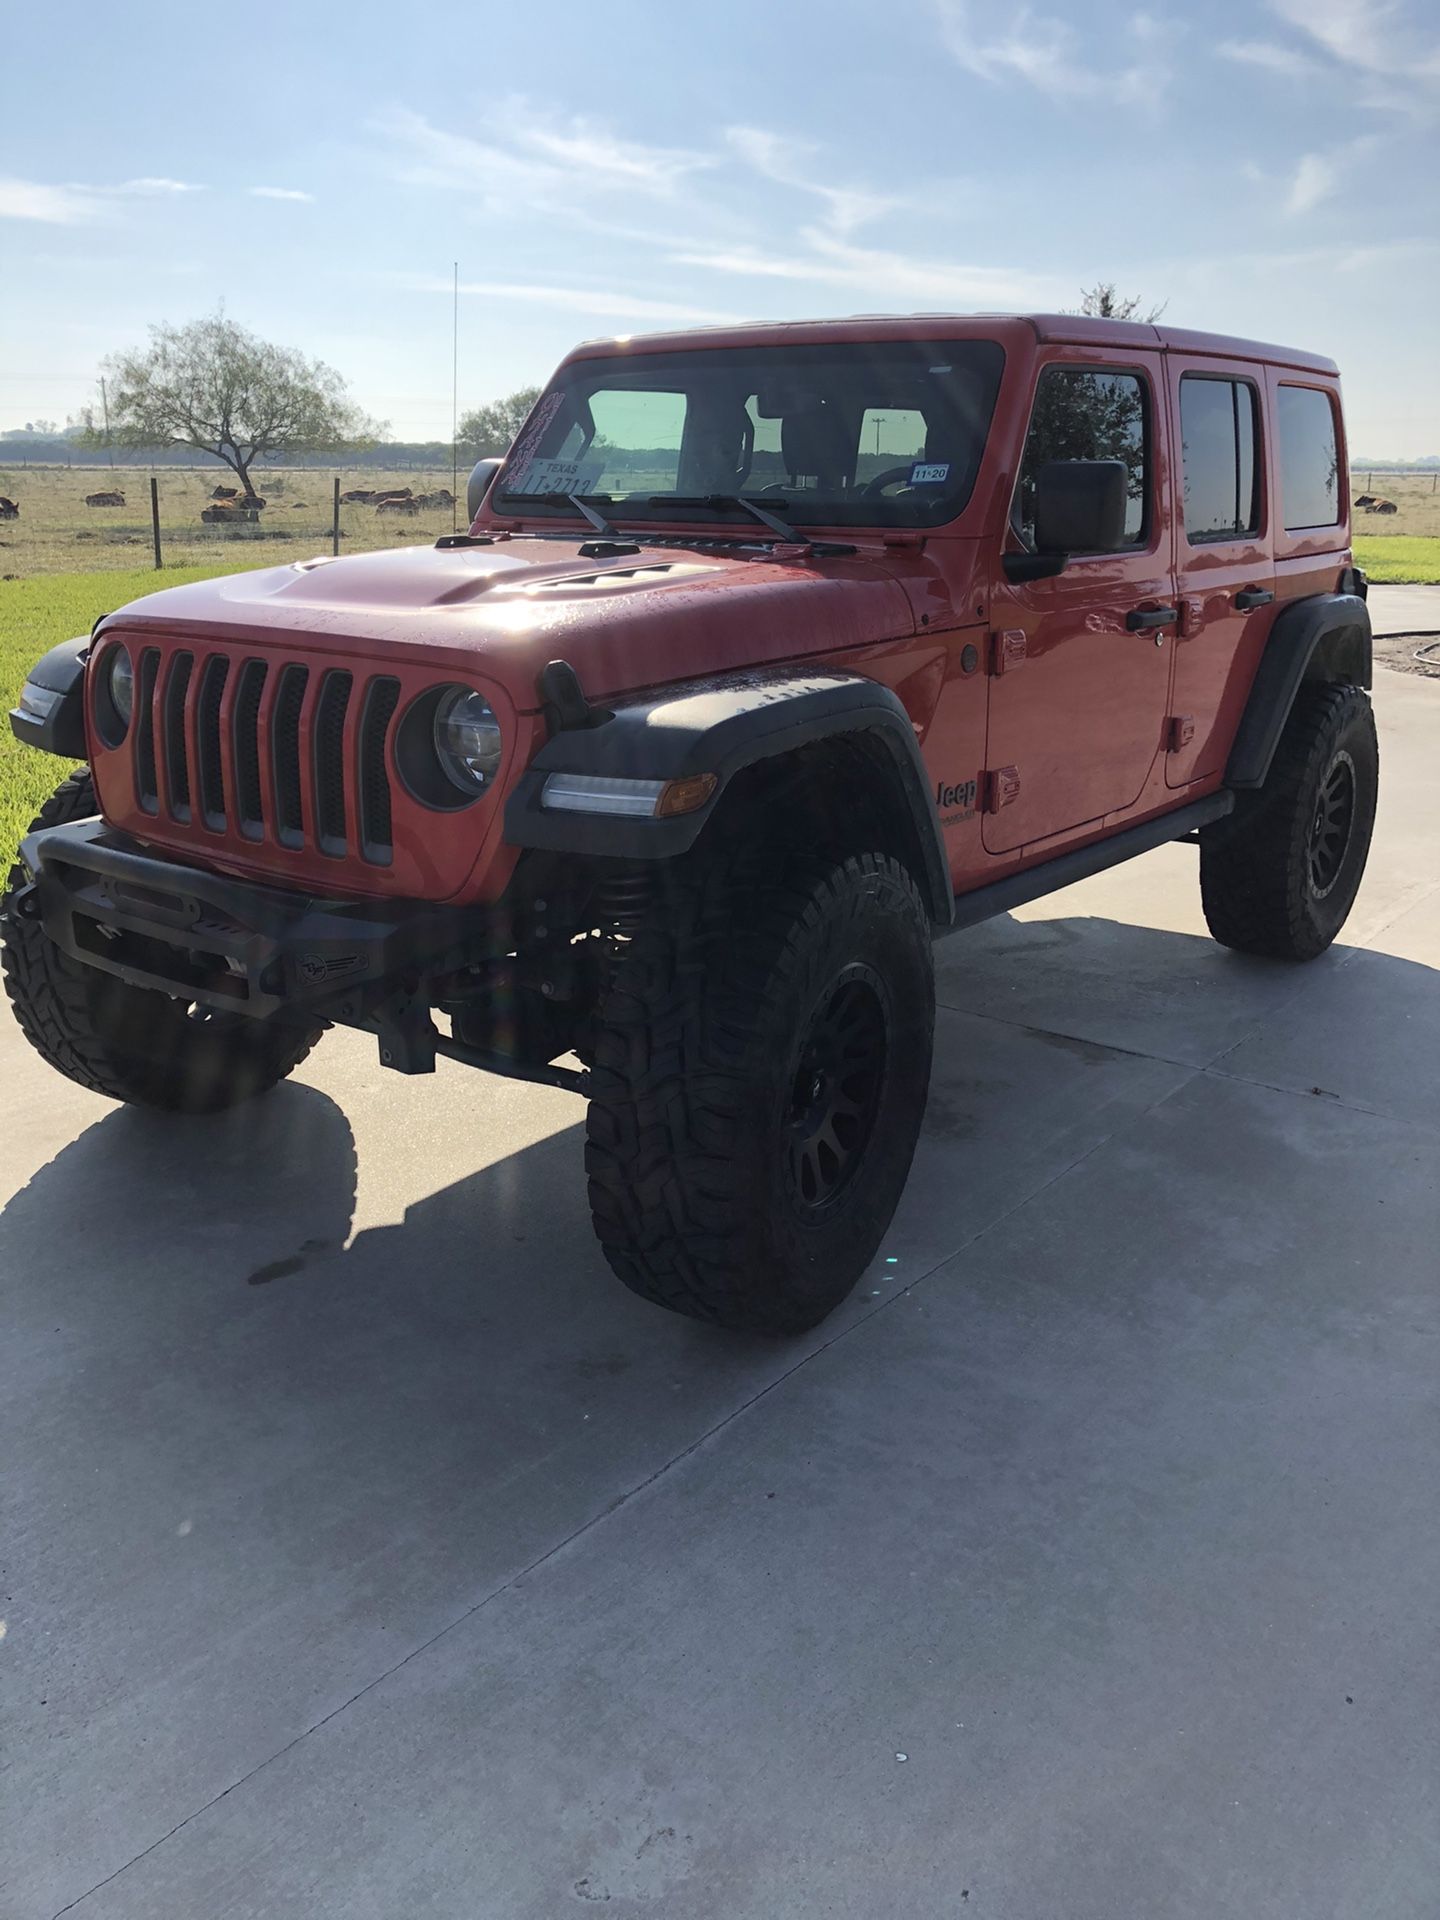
0 464 468 578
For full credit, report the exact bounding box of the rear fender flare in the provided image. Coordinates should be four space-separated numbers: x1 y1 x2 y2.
504 668 953 923
1226 593 1371 790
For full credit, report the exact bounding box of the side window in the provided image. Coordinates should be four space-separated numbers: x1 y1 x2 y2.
1277 385 1340 530
1015 367 1148 549
1179 376 1260 542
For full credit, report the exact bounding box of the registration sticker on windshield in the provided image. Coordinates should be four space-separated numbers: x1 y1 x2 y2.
909 462 950 485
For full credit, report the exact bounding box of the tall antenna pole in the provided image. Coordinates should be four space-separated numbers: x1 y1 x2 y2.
451 261 459 531
100 376 112 465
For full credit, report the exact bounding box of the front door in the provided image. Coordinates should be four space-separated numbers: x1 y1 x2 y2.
984 353 1176 855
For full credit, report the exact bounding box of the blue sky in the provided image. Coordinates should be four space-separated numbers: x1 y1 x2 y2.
2 0 1437 454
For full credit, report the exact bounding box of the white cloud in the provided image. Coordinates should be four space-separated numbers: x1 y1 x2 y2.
935 1 1170 105
1218 38 1315 74
1286 151 1339 214
375 102 714 213
0 177 97 223
398 271 743 326
725 127 898 236
250 186 315 202
673 227 1063 310
1269 0 1440 107
113 177 205 195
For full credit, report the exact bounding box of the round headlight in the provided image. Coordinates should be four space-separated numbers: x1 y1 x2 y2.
433 688 502 793
106 646 134 733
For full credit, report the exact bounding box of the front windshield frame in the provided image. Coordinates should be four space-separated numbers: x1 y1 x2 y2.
492 338 1006 532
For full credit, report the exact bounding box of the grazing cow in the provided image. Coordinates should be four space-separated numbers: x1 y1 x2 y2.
0 497 20 520
85 490 126 508
1370 498 1398 514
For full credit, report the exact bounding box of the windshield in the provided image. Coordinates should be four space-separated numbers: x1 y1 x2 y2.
495 339 1005 530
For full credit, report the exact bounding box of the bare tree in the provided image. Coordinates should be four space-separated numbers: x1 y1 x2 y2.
458 387 542 458
93 313 381 499
1077 283 1167 323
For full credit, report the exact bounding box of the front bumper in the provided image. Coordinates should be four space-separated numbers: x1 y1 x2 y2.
18 818 480 1021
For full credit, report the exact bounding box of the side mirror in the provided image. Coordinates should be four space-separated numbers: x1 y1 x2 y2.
1033 459 1128 555
466 457 504 523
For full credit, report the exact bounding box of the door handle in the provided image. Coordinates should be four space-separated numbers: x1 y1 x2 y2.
1233 587 1274 611
1125 605 1178 632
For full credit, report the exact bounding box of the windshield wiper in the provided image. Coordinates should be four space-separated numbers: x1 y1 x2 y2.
648 494 796 540
496 491 617 536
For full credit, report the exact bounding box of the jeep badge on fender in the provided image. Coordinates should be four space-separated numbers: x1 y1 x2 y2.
3 313 1375 1335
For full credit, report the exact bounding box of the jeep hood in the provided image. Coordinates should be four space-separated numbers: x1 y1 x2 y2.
100 537 921 710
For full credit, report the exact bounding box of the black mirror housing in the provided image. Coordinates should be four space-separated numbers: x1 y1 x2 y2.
1033 459 1128 555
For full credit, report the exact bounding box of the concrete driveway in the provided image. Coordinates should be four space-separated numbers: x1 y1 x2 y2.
3 667 1437 1920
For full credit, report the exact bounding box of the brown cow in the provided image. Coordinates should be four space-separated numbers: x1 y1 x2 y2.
200 503 259 525
0 496 19 520
211 485 241 500
85 490 125 508
1370 498 1398 514
1353 494 1375 508
376 496 420 514
340 488 377 504
414 488 456 509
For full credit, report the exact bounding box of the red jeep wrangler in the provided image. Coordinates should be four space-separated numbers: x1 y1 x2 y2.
4 315 1375 1333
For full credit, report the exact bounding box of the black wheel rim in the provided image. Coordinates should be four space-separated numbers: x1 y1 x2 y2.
784 969 888 1211
1308 751 1356 899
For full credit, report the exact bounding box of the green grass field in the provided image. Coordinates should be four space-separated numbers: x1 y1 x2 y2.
1352 536 1440 584
1 563 255 871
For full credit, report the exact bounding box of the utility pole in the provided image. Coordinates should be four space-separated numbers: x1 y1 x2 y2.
100 377 112 467
452 261 460 531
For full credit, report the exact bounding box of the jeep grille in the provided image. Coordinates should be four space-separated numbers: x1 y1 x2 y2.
124 643 401 866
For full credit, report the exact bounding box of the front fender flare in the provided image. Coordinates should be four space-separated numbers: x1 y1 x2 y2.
8 635 89 759
504 667 952 922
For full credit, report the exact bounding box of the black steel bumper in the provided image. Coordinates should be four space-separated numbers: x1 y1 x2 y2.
18 819 478 1021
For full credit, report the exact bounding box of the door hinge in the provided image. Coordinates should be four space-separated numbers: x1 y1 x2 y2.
1166 714 1195 752
989 628 1026 675
983 765 1022 812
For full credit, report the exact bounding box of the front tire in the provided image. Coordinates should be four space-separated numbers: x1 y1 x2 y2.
1 770 321 1112
1201 682 1378 961
585 849 935 1335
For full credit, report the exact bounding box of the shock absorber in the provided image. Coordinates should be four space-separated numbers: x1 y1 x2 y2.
594 867 655 935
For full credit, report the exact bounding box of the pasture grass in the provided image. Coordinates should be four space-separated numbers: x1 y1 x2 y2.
1353 535 1440 584
0 463 463 578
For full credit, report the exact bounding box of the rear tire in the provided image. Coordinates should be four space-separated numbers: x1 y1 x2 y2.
1201 682 1377 961
585 848 935 1335
1 769 321 1112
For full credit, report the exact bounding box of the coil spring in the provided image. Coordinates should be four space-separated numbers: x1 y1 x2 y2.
594 868 654 934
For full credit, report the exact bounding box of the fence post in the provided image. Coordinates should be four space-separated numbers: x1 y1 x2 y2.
332 476 340 558
150 477 162 570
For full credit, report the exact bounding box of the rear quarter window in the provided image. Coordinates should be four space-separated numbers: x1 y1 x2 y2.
1277 385 1340 531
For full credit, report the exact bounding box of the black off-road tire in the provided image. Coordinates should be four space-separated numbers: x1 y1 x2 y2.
586 849 935 1335
1200 682 1378 961
1 769 320 1111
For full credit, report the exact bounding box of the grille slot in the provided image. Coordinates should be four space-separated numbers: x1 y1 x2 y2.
196 656 229 828
134 648 160 813
313 671 353 856
162 652 194 820
359 677 401 865
272 665 310 848
232 661 268 838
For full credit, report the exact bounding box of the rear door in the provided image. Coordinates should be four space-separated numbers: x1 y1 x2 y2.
1165 356 1275 787
984 350 1176 854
